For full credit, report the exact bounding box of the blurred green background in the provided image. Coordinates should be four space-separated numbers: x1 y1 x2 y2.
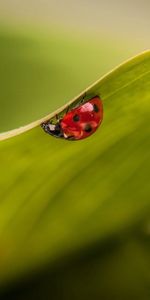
0 1 150 299
0 0 149 132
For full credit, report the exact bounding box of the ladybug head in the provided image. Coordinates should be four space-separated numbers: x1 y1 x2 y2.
41 122 64 138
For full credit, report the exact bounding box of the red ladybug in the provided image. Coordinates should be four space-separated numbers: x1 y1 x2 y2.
41 96 103 141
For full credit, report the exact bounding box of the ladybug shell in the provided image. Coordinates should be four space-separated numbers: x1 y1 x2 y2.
60 96 103 140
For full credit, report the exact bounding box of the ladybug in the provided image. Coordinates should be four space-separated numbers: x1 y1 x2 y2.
41 96 103 141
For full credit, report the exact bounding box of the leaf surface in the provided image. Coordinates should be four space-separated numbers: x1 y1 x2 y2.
0 31 150 298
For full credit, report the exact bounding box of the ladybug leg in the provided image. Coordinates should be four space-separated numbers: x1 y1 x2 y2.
65 106 70 114
79 92 87 105
67 92 87 113
55 113 62 125
70 92 87 111
63 103 73 115
58 92 87 118
55 114 59 121
82 92 87 100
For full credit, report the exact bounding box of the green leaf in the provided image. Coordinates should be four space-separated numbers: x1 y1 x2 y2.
0 29 150 299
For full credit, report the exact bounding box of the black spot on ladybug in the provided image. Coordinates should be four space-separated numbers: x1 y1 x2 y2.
73 114 80 122
93 104 99 112
84 124 92 133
